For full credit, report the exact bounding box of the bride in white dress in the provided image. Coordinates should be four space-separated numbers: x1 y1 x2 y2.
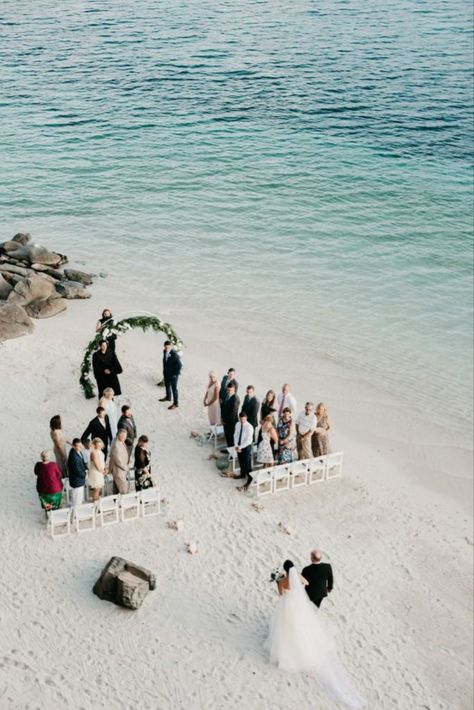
267 560 365 708
99 387 119 439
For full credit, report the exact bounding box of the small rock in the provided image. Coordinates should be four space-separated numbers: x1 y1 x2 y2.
278 522 295 536
168 519 184 531
186 542 198 554
55 280 91 299
64 268 93 285
92 556 155 609
0 304 34 341
99 272 108 278
252 502 264 513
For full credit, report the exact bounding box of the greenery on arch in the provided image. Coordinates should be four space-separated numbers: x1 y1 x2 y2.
79 314 182 399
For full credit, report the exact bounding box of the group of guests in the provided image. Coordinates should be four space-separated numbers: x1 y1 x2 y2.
203 369 332 492
33 309 157 512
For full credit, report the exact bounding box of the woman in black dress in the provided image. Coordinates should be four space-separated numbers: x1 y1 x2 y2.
92 340 123 398
134 435 154 491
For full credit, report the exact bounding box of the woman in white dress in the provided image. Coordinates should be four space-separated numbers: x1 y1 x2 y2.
99 387 119 438
267 560 365 708
203 371 221 426
256 414 278 467
87 438 106 501
49 414 69 476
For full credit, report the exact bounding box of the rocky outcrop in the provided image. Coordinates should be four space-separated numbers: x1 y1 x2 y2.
0 304 34 341
0 233 95 340
93 556 156 609
55 280 91 299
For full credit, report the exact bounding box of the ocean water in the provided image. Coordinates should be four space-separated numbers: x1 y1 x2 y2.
0 1 473 435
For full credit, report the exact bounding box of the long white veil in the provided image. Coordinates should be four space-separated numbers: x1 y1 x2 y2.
269 566 365 708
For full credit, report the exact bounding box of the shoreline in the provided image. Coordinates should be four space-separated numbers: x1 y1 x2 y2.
0 280 472 709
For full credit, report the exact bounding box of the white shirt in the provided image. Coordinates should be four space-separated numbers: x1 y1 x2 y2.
277 392 297 417
233 421 254 450
296 411 317 435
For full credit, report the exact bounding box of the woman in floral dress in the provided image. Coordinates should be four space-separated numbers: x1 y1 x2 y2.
134 435 154 490
311 402 332 457
276 408 296 464
257 414 278 467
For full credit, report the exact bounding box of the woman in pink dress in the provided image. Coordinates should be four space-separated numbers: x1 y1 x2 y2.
203 371 221 426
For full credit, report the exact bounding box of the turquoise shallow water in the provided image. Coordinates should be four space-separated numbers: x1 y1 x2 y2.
1 1 473 433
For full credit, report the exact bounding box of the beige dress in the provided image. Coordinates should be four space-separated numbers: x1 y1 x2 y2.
205 382 221 426
311 414 332 457
88 450 105 489
50 429 68 476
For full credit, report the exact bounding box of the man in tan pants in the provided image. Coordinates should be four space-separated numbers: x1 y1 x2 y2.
108 429 129 494
296 402 317 459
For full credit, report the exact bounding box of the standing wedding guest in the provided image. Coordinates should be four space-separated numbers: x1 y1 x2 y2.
82 439 91 469
87 438 106 502
242 385 260 431
99 387 119 438
276 383 297 419
159 340 182 410
277 408 296 464
219 368 238 407
92 339 122 398
296 402 317 460
34 450 63 510
134 435 153 490
312 402 332 457
81 406 112 458
203 371 221 426
49 414 68 476
108 429 129 494
233 412 254 492
256 414 278 467
221 382 240 447
117 405 137 461
260 390 277 423
67 439 87 507
302 550 334 608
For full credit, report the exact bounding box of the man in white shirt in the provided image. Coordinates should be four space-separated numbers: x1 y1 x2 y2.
233 411 254 492
296 402 317 459
277 383 297 419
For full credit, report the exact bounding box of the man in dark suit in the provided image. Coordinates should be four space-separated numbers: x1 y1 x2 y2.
302 550 334 608
159 340 182 410
221 382 240 447
219 368 238 408
81 406 112 458
117 405 137 461
67 438 87 507
242 385 260 432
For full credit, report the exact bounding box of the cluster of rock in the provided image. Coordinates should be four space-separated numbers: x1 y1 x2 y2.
93 556 156 610
0 233 95 342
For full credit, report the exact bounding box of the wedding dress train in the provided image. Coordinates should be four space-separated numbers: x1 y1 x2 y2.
267 568 365 708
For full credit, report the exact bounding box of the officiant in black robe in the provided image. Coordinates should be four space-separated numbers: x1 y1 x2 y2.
92 340 122 398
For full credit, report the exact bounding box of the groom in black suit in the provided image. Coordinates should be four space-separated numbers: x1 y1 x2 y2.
302 550 333 608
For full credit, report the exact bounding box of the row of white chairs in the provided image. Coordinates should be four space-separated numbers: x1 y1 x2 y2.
47 489 161 538
251 452 344 497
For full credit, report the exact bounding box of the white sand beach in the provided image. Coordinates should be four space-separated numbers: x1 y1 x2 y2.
0 278 472 710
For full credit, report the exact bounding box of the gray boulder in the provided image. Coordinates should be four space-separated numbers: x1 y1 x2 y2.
0 240 64 267
0 263 30 277
55 280 91 299
0 274 12 299
0 304 34 341
12 232 32 245
8 275 54 307
93 556 156 609
64 268 93 286
26 297 67 319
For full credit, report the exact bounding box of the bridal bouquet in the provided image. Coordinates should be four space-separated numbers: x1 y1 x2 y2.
270 568 284 583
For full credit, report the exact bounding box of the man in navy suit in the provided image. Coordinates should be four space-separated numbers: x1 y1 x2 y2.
159 341 182 410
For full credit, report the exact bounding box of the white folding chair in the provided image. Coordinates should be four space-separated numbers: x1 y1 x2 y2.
308 456 327 484
226 446 240 474
326 451 344 480
47 508 71 538
291 459 310 488
120 492 140 521
273 464 291 493
209 425 225 450
73 503 96 533
139 488 161 517
252 467 274 497
61 478 71 505
97 495 120 526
